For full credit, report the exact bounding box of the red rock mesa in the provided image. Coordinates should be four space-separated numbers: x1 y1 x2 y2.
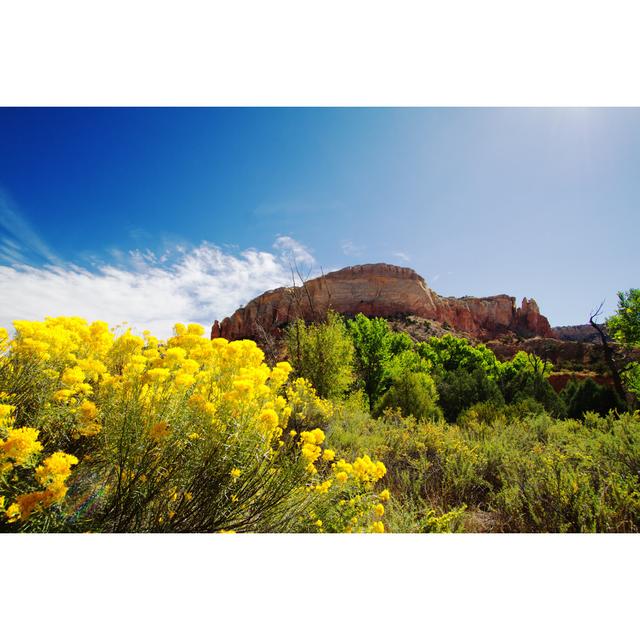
211 263 553 342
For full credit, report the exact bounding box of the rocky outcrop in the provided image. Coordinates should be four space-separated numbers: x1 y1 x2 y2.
212 263 554 342
552 324 604 343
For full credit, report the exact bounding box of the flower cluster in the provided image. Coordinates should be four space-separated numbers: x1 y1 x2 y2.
1 407 78 523
0 317 388 533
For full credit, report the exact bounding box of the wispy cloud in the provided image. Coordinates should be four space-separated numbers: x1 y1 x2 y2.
341 240 365 258
0 190 59 264
0 239 317 338
392 250 411 264
272 235 315 267
0 237 25 263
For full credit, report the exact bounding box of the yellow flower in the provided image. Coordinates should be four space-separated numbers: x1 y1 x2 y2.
374 503 385 517
0 427 43 465
378 489 391 502
187 323 205 336
78 400 98 422
275 361 293 374
232 379 253 395
54 389 74 403
335 471 348 483
165 347 187 365
257 408 279 432
230 468 242 479
146 367 171 384
35 452 79 500
314 480 332 494
180 359 200 375
0 403 15 425
61 366 85 386
370 521 385 533
299 428 325 446
5 502 21 523
174 372 196 387
322 449 335 462
301 443 321 463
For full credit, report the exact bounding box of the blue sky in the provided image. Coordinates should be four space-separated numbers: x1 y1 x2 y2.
0 107 638 336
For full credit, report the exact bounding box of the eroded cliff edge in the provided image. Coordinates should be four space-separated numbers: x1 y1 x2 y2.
211 263 553 342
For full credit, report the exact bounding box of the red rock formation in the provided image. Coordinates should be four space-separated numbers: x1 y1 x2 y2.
211 263 554 342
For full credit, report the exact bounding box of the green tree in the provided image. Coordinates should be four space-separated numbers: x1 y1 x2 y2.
374 371 442 421
497 352 564 416
416 334 501 377
383 349 432 386
562 377 625 419
347 314 414 408
435 367 504 422
607 289 640 346
606 289 640 405
285 310 354 399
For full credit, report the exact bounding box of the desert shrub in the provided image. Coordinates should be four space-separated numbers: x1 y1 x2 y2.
562 378 626 419
0 318 387 533
326 393 640 532
374 371 442 421
435 368 504 422
497 351 565 416
458 398 546 429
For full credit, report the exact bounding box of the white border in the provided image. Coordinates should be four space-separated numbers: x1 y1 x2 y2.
1 533 639 638
1 0 640 635
1 1 640 105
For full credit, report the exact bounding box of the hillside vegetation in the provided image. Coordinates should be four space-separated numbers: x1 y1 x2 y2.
1 289 638 532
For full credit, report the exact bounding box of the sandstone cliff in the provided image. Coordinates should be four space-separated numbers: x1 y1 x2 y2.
211 263 554 342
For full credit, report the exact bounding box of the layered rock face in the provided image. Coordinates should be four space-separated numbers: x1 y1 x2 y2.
211 263 554 342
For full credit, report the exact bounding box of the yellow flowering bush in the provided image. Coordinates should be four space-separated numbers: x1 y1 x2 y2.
0 317 387 533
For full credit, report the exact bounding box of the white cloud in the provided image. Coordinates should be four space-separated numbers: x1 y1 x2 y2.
341 240 364 258
0 191 59 264
0 239 316 338
392 250 411 263
272 235 315 268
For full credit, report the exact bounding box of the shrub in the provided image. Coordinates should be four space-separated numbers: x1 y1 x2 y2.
285 310 355 400
0 317 387 533
435 368 504 422
374 372 442 421
325 395 640 532
562 378 625 419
